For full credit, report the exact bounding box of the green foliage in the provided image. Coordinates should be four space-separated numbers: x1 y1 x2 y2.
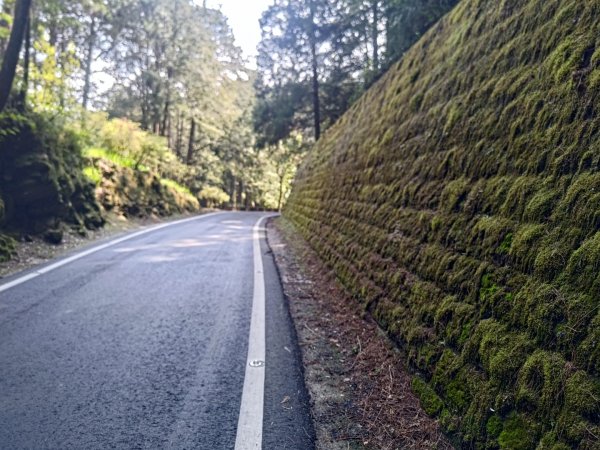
255 0 459 145
0 11 12 40
0 237 15 261
76 113 201 216
198 186 230 208
89 158 199 217
80 114 194 185
84 116 172 172
160 179 193 198
28 36 80 113
84 147 138 170
0 111 32 138
285 0 600 448
8 0 267 213
83 166 102 185
0 109 104 233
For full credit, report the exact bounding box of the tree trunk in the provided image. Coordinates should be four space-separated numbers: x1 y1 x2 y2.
166 113 172 148
0 0 32 113
372 0 379 71
161 99 169 137
230 176 237 209
308 0 321 140
140 53 151 130
82 16 97 110
175 110 183 157
58 39 67 109
161 68 172 137
245 189 251 211
186 117 196 165
17 6 30 110
236 179 243 210
277 173 285 212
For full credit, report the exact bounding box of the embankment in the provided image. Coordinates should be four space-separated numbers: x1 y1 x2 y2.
0 111 200 261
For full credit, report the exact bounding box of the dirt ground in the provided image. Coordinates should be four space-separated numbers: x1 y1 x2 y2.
267 217 452 450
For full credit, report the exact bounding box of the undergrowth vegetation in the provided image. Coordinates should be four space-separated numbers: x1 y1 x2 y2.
0 110 104 235
286 0 600 448
78 113 201 214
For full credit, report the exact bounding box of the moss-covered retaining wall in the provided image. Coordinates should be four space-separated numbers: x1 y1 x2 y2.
285 1 600 448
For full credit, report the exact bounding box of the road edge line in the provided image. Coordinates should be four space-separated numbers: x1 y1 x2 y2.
0 211 224 294
234 215 269 450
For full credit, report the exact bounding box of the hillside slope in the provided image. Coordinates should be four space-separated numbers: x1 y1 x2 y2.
285 1 600 448
0 112 200 262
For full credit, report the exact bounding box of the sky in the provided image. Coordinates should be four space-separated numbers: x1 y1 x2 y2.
206 0 274 68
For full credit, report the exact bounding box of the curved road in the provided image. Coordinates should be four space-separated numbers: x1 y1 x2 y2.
0 212 314 449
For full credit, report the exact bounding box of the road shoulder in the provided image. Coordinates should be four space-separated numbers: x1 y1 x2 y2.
267 217 452 450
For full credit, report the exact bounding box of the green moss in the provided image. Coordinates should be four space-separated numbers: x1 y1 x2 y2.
510 224 546 271
411 376 444 416
465 319 533 387
434 296 476 348
510 281 567 346
487 415 503 438
440 177 470 213
536 432 571 450
523 189 559 222
496 232 513 254
498 413 537 450
533 228 581 282
563 232 600 296
564 371 600 418
517 351 565 418
284 0 600 448
431 215 442 232
546 35 594 86
480 273 499 300
446 378 469 411
576 311 600 376
410 92 424 111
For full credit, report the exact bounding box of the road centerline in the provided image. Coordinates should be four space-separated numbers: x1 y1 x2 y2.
234 215 269 450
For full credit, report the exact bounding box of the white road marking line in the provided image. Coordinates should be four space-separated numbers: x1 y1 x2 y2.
235 215 269 450
0 212 224 294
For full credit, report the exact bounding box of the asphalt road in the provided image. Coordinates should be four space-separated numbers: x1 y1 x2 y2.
0 212 314 449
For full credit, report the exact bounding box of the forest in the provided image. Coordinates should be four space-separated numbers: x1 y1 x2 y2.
0 0 456 237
